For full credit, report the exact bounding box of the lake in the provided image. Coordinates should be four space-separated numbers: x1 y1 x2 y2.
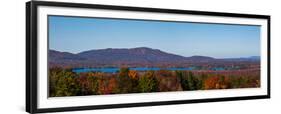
72 67 226 73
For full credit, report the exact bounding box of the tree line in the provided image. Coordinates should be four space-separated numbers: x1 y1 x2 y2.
49 67 260 97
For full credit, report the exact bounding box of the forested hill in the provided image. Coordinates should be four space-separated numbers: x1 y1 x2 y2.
49 47 258 68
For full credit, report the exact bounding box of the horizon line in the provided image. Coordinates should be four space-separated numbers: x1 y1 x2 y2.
49 47 260 59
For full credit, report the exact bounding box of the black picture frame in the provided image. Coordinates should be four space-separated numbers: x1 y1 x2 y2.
26 1 270 113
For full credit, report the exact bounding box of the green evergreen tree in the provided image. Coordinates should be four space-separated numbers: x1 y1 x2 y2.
138 71 158 92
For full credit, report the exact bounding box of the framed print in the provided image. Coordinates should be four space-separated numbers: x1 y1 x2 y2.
26 1 270 113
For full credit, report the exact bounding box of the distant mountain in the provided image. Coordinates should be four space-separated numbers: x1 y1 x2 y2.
49 50 85 61
248 56 260 60
78 47 188 63
187 55 214 61
49 47 257 68
49 50 88 67
222 56 260 62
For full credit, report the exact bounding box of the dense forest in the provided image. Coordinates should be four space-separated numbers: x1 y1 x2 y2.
49 67 260 97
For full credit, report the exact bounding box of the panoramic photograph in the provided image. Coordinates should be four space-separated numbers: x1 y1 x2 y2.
48 15 261 97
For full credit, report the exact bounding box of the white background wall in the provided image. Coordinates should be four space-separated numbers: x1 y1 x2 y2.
0 0 280 114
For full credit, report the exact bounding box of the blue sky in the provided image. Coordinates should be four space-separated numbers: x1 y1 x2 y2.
49 16 260 58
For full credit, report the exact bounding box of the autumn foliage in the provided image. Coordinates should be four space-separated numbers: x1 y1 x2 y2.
49 67 260 97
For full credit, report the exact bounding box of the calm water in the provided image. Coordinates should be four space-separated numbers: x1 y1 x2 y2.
72 67 226 73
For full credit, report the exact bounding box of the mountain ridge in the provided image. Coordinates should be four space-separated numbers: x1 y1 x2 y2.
49 47 258 68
